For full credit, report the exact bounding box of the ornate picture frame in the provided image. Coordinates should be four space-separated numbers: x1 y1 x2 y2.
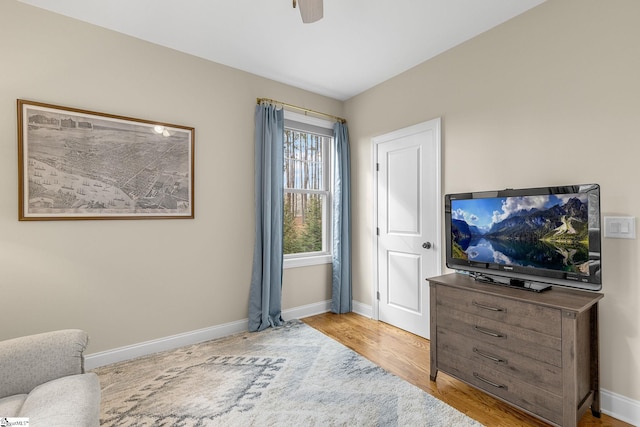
18 100 194 220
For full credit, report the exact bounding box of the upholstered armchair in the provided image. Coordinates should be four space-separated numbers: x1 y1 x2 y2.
0 329 101 426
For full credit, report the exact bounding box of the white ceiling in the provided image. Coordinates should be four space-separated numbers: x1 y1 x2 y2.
18 0 545 101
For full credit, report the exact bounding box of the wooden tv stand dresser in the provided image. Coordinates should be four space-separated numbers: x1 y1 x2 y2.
428 273 603 427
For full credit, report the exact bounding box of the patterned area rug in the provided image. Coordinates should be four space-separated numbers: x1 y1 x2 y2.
94 320 483 426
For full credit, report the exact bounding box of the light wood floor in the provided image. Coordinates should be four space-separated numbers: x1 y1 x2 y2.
302 312 630 427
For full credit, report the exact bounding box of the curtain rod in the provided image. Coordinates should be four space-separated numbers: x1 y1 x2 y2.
257 98 346 123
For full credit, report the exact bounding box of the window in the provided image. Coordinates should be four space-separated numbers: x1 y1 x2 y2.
283 111 333 268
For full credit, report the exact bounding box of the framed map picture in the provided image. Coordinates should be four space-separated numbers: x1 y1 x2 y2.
18 100 194 220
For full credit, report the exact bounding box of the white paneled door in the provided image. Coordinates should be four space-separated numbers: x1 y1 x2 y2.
374 119 441 338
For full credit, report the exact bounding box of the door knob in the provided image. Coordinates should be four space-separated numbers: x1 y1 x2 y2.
422 242 432 249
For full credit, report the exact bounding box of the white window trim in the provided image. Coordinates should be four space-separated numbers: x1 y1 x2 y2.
284 110 334 135
283 110 334 269
284 253 332 269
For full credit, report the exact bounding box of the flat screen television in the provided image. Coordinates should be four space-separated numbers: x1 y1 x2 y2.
445 184 602 292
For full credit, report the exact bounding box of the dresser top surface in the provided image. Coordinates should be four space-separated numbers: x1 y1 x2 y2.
428 273 603 312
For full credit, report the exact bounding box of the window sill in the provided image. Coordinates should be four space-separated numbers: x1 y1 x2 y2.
284 254 332 269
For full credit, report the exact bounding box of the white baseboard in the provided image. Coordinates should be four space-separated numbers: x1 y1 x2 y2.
85 319 248 370
601 388 640 426
284 299 373 319
85 299 639 427
85 300 333 370
352 300 373 318
282 300 331 320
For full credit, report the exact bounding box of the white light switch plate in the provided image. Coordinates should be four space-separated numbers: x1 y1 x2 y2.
604 216 636 239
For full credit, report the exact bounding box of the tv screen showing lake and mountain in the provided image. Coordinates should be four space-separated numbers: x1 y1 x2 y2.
450 193 592 277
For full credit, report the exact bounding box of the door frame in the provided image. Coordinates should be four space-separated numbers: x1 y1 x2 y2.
372 118 442 321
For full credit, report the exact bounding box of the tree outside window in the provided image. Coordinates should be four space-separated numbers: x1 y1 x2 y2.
283 129 330 256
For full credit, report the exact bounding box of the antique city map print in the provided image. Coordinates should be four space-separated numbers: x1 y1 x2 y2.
19 102 193 219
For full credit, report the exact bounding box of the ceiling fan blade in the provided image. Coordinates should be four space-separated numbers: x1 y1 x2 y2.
298 0 323 23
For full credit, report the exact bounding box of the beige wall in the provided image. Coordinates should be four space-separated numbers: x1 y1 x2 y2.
0 1 337 352
2 0 639 407
345 0 640 402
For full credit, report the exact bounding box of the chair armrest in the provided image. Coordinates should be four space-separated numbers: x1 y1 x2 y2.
0 329 89 399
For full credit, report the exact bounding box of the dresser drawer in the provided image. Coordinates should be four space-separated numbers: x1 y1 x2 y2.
438 349 562 426
436 285 561 337
437 309 562 367
436 327 562 395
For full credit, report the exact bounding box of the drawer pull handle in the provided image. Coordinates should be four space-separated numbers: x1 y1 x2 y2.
473 347 507 364
474 325 505 338
473 372 508 390
472 301 505 312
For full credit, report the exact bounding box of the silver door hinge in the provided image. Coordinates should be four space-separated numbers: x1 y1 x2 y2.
376 163 380 171
376 227 380 236
377 291 380 300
